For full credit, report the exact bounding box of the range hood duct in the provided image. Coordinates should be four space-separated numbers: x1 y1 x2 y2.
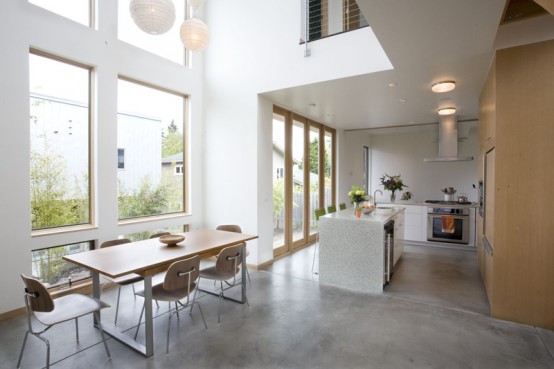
424 115 473 162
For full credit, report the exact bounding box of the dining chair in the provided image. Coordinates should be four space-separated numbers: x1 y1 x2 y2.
199 244 248 323
327 205 337 213
150 232 171 239
134 256 207 353
100 238 145 326
17 274 111 369
312 207 327 274
339 203 346 210
216 224 251 282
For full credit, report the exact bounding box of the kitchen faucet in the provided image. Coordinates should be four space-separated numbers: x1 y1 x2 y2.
373 190 383 207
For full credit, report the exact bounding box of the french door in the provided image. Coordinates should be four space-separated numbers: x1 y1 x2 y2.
272 106 336 258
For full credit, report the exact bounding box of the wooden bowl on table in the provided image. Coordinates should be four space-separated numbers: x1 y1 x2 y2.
158 234 185 247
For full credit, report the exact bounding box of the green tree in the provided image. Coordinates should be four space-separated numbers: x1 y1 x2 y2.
118 176 171 218
30 136 88 229
162 120 183 158
299 138 330 176
273 178 285 230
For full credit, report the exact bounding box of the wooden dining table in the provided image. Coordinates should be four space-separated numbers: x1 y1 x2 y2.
63 229 258 357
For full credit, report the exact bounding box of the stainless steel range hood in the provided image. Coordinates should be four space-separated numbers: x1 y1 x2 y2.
424 115 473 162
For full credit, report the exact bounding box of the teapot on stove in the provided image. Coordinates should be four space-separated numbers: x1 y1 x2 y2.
457 194 468 203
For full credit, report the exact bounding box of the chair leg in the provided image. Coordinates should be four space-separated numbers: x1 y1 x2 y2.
196 301 208 330
131 283 137 300
75 318 79 342
311 237 319 274
189 288 208 330
166 306 172 354
114 285 122 326
45 337 51 369
94 311 111 359
217 281 224 324
174 302 180 319
16 331 29 369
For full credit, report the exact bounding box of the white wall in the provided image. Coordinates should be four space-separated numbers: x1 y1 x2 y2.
337 130 371 206
0 0 204 314
203 0 387 266
368 128 479 203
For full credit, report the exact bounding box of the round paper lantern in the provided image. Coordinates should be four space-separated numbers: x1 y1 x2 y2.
188 0 205 9
180 18 210 51
129 0 176 35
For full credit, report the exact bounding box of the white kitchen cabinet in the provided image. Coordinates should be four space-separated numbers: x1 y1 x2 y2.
393 211 405 266
402 205 426 242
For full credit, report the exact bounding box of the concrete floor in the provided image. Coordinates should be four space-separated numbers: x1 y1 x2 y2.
2 244 553 368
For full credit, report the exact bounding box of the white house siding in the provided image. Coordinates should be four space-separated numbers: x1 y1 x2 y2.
117 113 162 191
30 95 89 198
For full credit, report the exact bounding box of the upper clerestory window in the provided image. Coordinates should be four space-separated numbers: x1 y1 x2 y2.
29 0 92 27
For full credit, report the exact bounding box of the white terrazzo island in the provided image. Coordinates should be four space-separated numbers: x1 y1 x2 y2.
318 206 405 293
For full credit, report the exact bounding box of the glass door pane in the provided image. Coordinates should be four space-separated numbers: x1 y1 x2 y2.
272 113 286 250
292 119 305 244
324 130 333 210
309 125 320 237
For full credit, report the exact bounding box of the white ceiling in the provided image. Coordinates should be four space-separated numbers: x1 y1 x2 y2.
261 0 554 133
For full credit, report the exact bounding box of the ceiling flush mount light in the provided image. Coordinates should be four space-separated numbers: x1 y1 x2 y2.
129 0 176 35
438 107 456 116
180 18 210 51
387 83 397 88
432 81 456 93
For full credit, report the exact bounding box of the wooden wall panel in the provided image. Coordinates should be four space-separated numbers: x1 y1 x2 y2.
493 39 554 329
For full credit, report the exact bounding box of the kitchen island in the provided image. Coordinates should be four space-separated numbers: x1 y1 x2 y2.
318 206 405 293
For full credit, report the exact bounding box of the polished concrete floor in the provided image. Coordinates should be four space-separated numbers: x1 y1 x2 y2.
2 244 553 369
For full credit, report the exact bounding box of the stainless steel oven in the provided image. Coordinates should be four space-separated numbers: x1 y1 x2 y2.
427 207 470 244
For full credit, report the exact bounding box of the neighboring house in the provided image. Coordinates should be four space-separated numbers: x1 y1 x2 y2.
272 142 308 186
117 112 162 192
30 93 163 195
161 151 184 193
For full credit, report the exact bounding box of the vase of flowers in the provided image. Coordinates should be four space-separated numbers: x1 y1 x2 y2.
380 173 408 202
348 185 367 211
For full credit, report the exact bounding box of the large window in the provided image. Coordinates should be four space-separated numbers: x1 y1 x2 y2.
29 0 91 27
309 125 321 237
32 242 93 288
272 112 286 251
273 106 336 257
118 0 186 65
117 78 186 220
29 52 92 231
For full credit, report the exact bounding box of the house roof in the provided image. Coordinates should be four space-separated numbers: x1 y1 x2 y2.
162 152 183 164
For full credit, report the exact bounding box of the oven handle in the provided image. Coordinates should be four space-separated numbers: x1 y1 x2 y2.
428 214 468 220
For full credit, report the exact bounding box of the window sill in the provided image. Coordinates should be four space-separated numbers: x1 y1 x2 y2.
118 212 190 226
32 224 97 238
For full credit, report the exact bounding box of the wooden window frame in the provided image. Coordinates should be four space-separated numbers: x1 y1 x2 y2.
273 106 336 256
29 49 95 235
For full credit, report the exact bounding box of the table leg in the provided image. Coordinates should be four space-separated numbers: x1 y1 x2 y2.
241 244 247 303
143 275 154 357
92 271 100 326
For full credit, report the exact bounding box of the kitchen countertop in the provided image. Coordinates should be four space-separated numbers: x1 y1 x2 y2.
375 199 478 208
322 206 405 223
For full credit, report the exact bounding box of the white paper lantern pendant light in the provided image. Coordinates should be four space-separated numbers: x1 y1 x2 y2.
130 0 176 35
180 18 210 51
188 0 205 9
